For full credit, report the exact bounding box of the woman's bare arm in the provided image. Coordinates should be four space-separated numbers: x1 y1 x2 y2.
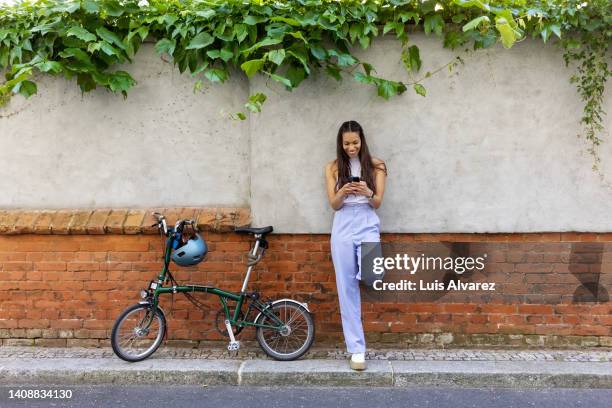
368 159 386 209
325 161 354 210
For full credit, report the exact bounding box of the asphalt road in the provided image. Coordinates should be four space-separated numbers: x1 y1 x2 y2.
1 385 611 408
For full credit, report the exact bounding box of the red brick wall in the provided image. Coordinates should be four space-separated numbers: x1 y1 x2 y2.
0 208 610 348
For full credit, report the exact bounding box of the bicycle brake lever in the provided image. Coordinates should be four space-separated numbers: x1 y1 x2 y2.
191 220 199 232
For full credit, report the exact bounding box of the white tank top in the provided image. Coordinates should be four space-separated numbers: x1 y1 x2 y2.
343 157 370 204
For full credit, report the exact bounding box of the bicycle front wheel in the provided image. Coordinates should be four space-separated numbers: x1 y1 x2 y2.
111 303 166 362
255 300 315 361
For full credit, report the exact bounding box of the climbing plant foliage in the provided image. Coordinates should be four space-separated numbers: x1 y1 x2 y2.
0 0 610 168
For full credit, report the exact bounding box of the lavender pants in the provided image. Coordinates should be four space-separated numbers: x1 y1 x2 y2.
330 202 381 354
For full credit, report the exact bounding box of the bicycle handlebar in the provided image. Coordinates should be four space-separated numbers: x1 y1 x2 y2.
151 213 199 237
152 212 168 236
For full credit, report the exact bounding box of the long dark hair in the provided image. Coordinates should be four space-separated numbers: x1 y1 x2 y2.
334 120 387 194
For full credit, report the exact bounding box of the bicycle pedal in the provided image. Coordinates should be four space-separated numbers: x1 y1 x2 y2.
227 341 240 351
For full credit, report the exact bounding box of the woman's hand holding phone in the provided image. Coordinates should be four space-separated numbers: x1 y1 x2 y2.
339 182 357 198
352 181 373 197
340 180 373 199
345 181 371 197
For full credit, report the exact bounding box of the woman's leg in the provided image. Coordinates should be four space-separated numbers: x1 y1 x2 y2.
356 208 381 281
331 236 366 354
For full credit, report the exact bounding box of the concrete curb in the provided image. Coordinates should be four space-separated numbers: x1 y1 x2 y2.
0 358 610 388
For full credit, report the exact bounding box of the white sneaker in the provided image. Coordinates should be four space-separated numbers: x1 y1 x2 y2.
350 352 366 371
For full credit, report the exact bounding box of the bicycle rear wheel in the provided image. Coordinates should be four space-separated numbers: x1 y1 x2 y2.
111 303 166 362
255 300 315 361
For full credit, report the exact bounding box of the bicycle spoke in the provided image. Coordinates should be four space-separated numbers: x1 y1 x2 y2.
285 308 300 326
113 306 164 360
256 302 313 359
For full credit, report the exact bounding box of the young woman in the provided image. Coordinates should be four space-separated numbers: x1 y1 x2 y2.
324 120 387 371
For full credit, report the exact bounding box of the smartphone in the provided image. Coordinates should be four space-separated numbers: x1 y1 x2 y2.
349 176 360 183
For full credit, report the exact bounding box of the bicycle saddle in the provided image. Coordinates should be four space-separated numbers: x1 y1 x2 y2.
234 226 273 235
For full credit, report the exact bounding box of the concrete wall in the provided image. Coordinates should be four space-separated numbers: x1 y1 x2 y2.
1 35 611 233
0 44 251 209
250 35 612 233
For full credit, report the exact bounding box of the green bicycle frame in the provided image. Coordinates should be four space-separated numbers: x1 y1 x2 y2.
143 230 285 332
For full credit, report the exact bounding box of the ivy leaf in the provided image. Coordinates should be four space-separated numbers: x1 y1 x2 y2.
383 22 404 36
265 49 285 65
263 71 292 89
67 26 96 42
495 17 516 48
233 24 248 43
155 38 176 56
107 71 136 94
241 36 284 54
452 13 467 23
50 1 80 14
31 17 62 35
349 23 361 43
204 68 228 83
399 11 419 24
76 73 97 91
186 32 215 50
244 15 268 25
286 64 306 87
401 45 421 72
35 60 62 74
100 42 119 57
354 72 374 84
207 48 233 62
328 50 357 67
9 47 22 65
287 50 310 74
196 9 216 19
0 48 8 68
270 17 300 26
359 35 370 49
564 39 581 50
362 62 375 76
96 27 126 50
309 45 327 60
462 16 489 32
453 0 491 12
376 79 397 100
232 112 247 120
325 64 342 81
14 80 37 98
287 31 308 43
420 0 437 14
59 48 92 65
245 92 267 113
192 61 210 75
424 15 444 36
104 0 126 17
137 26 149 41
549 24 561 39
414 83 426 97
240 59 265 77
82 0 99 14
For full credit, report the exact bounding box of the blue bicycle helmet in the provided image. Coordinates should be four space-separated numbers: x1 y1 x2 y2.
171 233 208 267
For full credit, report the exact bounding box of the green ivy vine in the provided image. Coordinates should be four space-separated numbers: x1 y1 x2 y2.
0 0 610 169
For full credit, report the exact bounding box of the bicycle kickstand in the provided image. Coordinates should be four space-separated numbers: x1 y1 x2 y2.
224 319 240 355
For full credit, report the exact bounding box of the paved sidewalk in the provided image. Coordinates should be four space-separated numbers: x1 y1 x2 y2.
0 346 610 388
